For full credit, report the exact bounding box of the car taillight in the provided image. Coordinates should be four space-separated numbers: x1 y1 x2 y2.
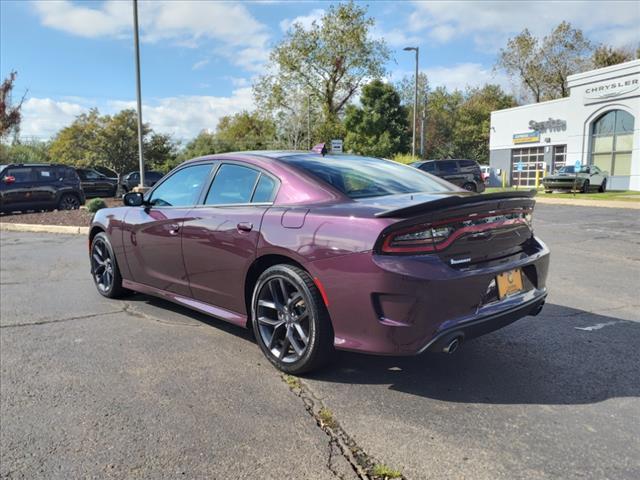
380 208 532 254
381 224 454 253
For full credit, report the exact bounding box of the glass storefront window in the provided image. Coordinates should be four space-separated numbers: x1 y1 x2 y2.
590 110 635 176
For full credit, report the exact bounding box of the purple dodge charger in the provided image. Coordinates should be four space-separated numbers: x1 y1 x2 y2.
89 152 549 373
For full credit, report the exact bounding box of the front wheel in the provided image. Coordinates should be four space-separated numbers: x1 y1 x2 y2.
251 265 333 374
462 182 477 192
581 180 590 193
599 179 607 193
90 232 128 298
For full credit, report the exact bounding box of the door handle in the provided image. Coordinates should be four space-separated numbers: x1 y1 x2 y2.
169 224 180 235
237 222 253 232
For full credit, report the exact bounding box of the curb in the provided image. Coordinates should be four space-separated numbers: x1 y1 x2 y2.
535 197 640 209
0 223 89 235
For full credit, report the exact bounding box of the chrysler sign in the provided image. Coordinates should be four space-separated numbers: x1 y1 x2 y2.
584 77 639 104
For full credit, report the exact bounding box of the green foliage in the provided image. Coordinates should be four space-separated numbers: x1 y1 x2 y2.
0 139 51 164
371 463 402 479
86 198 107 213
179 130 218 161
254 1 390 144
48 109 177 175
216 111 277 151
391 153 419 164
344 80 409 157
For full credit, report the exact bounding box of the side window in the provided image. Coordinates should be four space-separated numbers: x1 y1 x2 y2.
33 166 56 182
420 162 436 173
437 161 458 173
5 167 34 183
205 164 260 205
252 174 277 203
84 170 101 180
149 164 212 207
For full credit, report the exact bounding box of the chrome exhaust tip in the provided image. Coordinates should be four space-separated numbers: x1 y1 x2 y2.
443 337 461 354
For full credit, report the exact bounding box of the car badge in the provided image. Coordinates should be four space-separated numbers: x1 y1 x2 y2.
450 257 471 265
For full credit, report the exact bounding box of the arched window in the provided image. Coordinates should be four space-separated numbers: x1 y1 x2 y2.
591 110 634 176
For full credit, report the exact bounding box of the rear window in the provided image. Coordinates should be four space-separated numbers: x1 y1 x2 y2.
281 155 455 199
436 161 458 173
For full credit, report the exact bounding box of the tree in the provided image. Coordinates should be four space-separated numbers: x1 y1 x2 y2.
423 87 464 159
0 71 25 141
453 85 516 162
592 45 635 68
344 80 408 157
215 111 277 152
145 132 178 172
48 109 104 167
496 22 594 101
254 1 390 143
496 29 546 102
0 139 51 164
179 130 218 161
540 22 592 98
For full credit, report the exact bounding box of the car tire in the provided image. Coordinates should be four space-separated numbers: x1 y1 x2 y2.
598 179 607 193
462 182 477 192
90 232 129 299
581 180 590 193
58 193 80 210
251 264 333 374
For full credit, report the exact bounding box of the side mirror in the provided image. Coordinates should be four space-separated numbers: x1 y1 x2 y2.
123 191 145 207
2 176 16 184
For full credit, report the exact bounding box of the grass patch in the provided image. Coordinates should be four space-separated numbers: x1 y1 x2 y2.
282 374 301 389
318 407 338 429
484 187 640 202
371 463 402 479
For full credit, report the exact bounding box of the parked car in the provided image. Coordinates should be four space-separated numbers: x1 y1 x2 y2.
89 152 549 374
411 159 486 192
0 163 85 213
75 168 118 198
91 165 118 180
542 165 608 193
120 171 164 192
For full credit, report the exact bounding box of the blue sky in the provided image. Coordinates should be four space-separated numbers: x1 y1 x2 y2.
2 0 639 141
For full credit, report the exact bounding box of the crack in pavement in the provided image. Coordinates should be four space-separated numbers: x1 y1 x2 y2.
0 309 124 329
282 374 405 480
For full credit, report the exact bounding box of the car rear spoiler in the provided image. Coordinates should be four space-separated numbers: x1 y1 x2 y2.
374 190 537 218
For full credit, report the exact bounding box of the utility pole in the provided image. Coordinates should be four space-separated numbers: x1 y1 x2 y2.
403 46 419 158
132 0 145 190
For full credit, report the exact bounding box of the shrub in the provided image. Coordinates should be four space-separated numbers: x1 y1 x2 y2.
391 153 420 164
86 198 107 213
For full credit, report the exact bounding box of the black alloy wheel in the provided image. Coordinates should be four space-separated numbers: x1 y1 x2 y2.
599 179 607 193
252 264 333 374
581 180 590 193
90 232 127 298
58 194 80 210
462 182 477 192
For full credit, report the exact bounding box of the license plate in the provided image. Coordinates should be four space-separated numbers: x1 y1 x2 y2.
496 268 524 299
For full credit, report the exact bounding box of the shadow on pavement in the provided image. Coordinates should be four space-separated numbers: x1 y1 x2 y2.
122 296 639 406
307 303 640 405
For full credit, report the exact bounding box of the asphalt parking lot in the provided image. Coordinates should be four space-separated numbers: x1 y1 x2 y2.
1 204 639 479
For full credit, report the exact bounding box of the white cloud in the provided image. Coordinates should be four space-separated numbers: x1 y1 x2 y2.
279 8 324 32
192 59 209 70
370 25 421 48
31 0 271 71
391 63 511 92
20 98 86 139
408 1 640 50
20 87 254 141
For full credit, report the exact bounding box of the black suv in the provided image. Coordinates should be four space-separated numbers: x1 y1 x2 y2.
0 164 85 213
75 168 118 198
120 170 164 192
411 159 485 192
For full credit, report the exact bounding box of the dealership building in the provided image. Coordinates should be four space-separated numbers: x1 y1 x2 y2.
489 59 640 190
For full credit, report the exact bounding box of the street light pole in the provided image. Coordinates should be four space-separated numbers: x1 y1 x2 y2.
404 46 419 158
132 0 145 190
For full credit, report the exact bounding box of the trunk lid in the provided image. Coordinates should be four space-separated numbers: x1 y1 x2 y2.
373 190 536 266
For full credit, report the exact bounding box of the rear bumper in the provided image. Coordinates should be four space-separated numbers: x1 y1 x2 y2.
418 292 546 354
308 236 550 355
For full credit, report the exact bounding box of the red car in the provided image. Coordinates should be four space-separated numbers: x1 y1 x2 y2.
89 152 549 373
